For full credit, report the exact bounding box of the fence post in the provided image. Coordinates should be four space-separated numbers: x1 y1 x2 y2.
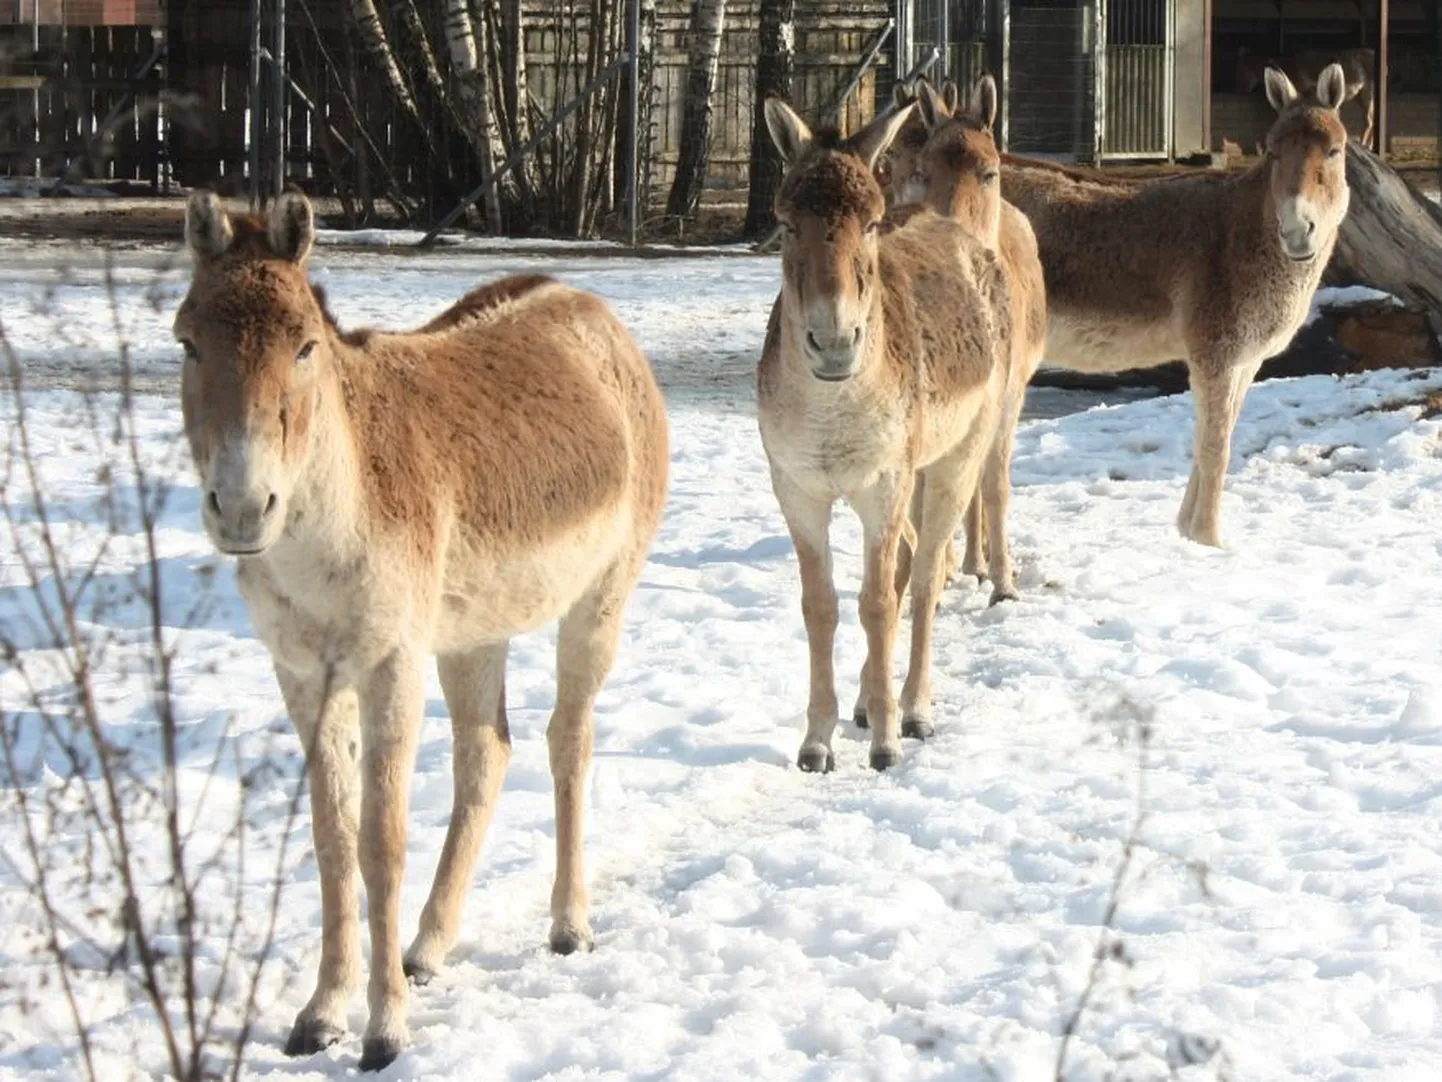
626 0 641 247
248 0 263 207
273 0 287 197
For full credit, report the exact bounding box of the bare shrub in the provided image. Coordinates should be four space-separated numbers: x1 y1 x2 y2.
0 260 318 1081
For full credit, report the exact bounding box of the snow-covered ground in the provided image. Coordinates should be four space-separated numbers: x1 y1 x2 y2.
3 242 1442 1081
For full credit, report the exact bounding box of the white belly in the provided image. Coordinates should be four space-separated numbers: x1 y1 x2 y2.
1044 312 1187 374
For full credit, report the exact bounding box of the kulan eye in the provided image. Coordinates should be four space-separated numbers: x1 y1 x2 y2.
1327 146 1343 159
296 340 318 363
981 170 999 185
179 339 199 363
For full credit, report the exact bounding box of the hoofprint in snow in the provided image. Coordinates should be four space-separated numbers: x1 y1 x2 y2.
2 244 1442 1081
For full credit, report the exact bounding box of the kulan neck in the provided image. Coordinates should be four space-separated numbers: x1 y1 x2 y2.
265 338 368 566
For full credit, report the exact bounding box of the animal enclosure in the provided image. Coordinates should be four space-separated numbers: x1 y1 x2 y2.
2 0 895 230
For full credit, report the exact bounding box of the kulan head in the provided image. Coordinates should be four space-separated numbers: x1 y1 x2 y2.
910 75 1002 242
879 79 930 207
173 191 328 557
766 96 916 382
1261 62 1350 263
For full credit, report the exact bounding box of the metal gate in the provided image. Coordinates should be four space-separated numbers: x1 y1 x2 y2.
897 0 989 94
1095 0 1174 160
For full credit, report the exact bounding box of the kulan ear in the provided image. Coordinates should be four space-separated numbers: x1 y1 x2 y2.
268 190 315 263
849 101 918 171
941 79 960 114
1314 62 1347 111
184 191 233 261
892 79 915 111
764 96 814 167
970 74 999 131
1264 65 1299 113
916 79 950 131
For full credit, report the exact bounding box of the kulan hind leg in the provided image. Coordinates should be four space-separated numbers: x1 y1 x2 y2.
403 642 511 984
548 553 644 952
900 452 983 738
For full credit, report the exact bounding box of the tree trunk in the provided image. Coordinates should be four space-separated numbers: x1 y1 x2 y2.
665 0 727 220
1328 142 1442 334
464 0 506 231
349 0 421 125
743 0 795 236
390 0 449 106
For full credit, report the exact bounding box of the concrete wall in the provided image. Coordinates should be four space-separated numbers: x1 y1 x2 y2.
1173 0 1208 157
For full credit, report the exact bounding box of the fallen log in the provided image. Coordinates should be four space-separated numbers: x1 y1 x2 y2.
1327 142 1442 336
1033 295 1442 395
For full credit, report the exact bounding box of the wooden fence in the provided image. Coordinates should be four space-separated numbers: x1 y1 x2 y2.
1 0 892 219
0 17 165 184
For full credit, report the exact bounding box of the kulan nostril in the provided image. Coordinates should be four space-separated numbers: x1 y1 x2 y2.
264 493 278 516
1305 220 1316 236
851 326 862 345
208 491 222 516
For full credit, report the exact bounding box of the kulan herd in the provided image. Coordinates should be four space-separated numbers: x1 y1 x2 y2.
171 61 1353 1070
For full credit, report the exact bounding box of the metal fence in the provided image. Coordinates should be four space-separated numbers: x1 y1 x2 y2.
894 0 1176 162
1097 0 1173 159
902 0 987 90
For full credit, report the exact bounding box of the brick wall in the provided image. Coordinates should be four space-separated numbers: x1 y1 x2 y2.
0 0 162 26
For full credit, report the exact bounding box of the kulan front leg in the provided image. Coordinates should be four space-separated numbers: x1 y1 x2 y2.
356 650 426 1072
773 474 841 772
278 667 362 1058
1179 358 1260 548
853 473 913 771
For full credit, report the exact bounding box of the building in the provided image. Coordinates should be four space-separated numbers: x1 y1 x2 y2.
894 0 1438 163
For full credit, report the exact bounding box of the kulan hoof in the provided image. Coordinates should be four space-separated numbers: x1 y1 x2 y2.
869 745 903 771
988 587 1019 607
284 1017 344 1058
403 957 437 987
901 717 935 741
853 707 869 730
359 1036 404 1073
797 744 836 773
549 920 595 956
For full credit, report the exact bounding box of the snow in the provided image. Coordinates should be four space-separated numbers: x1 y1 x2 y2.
1304 285 1404 325
3 241 1442 1081
0 177 114 199
312 227 753 257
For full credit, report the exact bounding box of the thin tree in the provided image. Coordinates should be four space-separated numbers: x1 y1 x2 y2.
743 0 796 236
349 0 421 124
665 0 727 220
443 0 504 230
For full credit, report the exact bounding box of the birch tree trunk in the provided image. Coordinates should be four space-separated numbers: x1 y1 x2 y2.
744 0 795 236
349 0 422 124
665 0 727 220
460 0 506 230
390 0 450 106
